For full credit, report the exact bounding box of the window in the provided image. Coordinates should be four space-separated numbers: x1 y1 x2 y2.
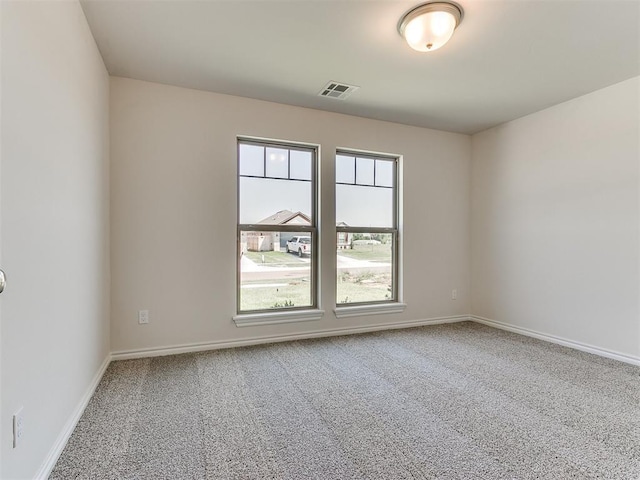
335 151 399 307
237 139 318 314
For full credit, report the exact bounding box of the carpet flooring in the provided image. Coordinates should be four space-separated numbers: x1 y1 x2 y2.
50 322 640 479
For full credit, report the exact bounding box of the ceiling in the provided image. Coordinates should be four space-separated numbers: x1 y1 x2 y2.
80 0 640 135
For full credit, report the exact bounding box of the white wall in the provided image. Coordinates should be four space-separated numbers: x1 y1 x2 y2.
471 77 640 359
1 1 110 478
110 77 471 353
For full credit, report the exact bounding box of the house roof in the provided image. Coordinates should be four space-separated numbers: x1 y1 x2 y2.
257 210 311 226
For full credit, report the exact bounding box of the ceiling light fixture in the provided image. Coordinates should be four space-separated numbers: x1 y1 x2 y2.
398 1 463 52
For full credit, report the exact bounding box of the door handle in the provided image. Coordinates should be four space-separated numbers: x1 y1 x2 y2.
0 269 6 293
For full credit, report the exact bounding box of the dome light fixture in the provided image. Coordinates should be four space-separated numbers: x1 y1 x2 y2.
398 1 463 52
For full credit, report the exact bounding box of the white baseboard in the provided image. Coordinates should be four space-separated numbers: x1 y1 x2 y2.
470 315 640 367
34 354 112 480
111 315 470 360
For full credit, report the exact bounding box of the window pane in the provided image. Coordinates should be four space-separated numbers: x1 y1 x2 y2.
336 184 393 228
290 150 312 181
336 155 355 184
265 147 289 178
356 157 375 186
239 177 311 224
240 230 313 311
337 233 394 304
375 159 394 187
239 144 264 177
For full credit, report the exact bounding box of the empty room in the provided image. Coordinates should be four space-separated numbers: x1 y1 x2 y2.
1 0 639 478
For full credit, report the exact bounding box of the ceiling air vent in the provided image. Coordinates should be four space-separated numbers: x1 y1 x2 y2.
318 81 359 100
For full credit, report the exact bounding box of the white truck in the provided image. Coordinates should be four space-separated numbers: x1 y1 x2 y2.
286 236 312 257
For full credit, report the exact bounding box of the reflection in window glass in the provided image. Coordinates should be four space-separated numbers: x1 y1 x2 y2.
239 144 264 177
356 157 375 186
336 155 355 184
266 148 289 178
290 150 312 181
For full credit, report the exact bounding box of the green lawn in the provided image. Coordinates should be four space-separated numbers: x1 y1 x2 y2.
240 274 392 310
240 278 311 311
337 244 392 263
240 247 392 310
337 271 392 304
245 250 308 268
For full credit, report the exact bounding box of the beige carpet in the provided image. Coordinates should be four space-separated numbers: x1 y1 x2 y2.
51 322 640 479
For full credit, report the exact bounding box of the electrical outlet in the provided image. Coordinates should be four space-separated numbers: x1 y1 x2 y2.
451 289 458 300
138 310 149 324
13 408 24 448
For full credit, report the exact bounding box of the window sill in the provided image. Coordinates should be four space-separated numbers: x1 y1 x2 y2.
334 302 407 319
233 309 325 327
